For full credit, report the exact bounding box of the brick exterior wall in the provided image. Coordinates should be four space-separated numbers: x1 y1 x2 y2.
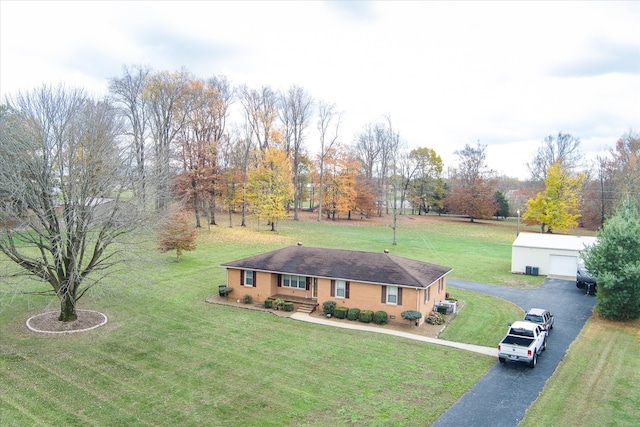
224 268 448 325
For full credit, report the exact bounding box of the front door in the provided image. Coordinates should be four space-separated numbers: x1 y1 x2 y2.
312 278 318 299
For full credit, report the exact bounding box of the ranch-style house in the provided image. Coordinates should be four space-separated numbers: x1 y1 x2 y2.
220 244 452 325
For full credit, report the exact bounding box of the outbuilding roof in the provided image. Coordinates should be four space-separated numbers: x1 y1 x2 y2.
513 232 597 252
221 245 452 288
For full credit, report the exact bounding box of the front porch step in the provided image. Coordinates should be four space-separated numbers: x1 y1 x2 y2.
297 304 316 314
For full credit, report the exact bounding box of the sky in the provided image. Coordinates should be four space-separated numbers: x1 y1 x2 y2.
1 1 639 179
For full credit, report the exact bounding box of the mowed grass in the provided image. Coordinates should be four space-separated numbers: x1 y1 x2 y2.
438 288 524 346
1 214 513 426
1 212 616 426
520 316 640 427
268 212 550 287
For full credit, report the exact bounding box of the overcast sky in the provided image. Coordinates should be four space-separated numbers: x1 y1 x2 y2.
1 1 639 179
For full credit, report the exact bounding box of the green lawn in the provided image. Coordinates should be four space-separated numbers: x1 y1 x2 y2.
267 212 548 287
520 316 640 427
439 288 524 346
2 212 624 426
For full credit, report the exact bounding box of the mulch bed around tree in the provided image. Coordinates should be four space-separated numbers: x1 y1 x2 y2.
26 310 108 334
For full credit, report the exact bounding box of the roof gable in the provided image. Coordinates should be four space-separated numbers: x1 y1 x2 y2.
221 246 452 288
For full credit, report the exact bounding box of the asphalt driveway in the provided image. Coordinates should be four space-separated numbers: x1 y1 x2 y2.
433 277 596 427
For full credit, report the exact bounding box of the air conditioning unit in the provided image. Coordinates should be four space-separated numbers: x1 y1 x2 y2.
439 301 457 314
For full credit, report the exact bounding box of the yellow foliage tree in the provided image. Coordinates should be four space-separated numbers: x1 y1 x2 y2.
523 162 584 233
246 147 294 231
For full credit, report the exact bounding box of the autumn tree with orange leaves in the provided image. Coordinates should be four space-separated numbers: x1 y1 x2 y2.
157 209 198 261
176 76 233 228
444 142 496 222
323 145 362 220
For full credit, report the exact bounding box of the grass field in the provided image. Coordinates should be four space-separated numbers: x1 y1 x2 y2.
520 316 640 427
438 288 523 346
2 211 634 426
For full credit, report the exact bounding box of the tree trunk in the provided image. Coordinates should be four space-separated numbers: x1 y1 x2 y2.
209 194 217 226
58 293 78 322
193 190 201 228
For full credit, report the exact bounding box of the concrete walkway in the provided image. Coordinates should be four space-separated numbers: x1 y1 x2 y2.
289 312 498 357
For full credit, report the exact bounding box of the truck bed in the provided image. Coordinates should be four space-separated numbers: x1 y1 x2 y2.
500 335 534 347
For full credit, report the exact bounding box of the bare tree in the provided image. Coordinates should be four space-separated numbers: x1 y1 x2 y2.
233 121 257 227
353 123 381 180
0 85 140 322
316 101 341 221
610 131 640 208
385 117 402 245
239 85 278 151
203 75 234 226
581 155 616 229
527 132 583 181
108 64 151 209
353 123 384 215
279 85 313 220
145 68 193 212
217 128 246 227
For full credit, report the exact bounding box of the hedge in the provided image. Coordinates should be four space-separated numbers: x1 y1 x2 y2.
347 308 361 321
334 306 348 319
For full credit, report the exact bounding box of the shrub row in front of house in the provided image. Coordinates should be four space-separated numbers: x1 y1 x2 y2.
322 301 388 325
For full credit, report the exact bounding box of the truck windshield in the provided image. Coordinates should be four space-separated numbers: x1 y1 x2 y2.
524 315 543 322
510 328 534 337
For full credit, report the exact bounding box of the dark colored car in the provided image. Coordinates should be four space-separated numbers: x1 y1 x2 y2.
577 262 596 295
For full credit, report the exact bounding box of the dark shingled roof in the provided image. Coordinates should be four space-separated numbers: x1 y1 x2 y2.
221 246 452 288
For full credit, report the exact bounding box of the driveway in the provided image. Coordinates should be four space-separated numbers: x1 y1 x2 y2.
433 277 596 427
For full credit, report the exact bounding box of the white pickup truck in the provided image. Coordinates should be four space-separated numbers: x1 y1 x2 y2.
498 321 547 368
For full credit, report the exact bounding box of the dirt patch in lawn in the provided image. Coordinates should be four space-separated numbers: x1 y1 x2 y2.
26 310 108 334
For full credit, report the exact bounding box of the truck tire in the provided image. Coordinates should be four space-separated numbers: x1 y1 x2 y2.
529 353 537 368
542 338 547 351
499 357 505 364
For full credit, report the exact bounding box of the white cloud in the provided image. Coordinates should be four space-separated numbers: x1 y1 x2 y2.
1 1 638 180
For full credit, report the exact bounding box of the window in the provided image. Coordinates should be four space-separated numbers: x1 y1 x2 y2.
438 278 444 293
282 274 306 290
424 286 430 303
330 280 349 299
387 286 398 304
243 270 254 287
381 285 402 305
336 280 346 298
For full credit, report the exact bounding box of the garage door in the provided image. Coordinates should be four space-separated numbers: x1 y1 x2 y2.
549 255 577 278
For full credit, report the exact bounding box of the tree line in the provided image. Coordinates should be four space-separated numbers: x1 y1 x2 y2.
1 65 638 322
2 65 637 234
106 65 639 232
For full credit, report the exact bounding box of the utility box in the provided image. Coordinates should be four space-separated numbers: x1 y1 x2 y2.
439 301 457 314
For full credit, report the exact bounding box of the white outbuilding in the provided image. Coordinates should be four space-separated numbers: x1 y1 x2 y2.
511 232 597 279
